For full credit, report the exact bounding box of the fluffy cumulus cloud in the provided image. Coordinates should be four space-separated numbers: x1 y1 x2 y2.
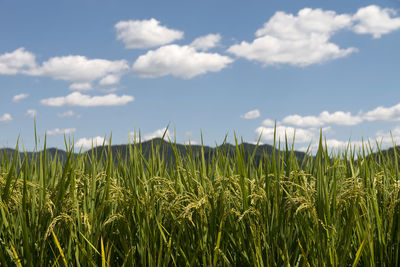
26 109 37 117
0 48 129 88
228 8 356 66
282 111 363 127
75 136 108 149
255 125 315 143
352 5 400 38
115 18 183 49
363 103 400 122
133 44 233 78
12 93 29 103
190 34 221 51
241 109 260 119
0 47 36 75
29 55 129 84
267 101 400 130
40 92 134 107
228 5 400 67
0 113 12 122
46 128 76 136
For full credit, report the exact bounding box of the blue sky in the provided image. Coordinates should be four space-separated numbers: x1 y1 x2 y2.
1 0 400 151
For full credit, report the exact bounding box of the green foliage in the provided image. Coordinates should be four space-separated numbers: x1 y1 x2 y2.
1 131 400 266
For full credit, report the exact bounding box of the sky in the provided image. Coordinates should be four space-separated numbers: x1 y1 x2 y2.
1 0 400 151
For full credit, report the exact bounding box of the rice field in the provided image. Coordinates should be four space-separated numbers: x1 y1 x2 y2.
1 132 400 266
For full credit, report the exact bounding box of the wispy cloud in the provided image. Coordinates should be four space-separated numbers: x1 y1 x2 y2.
46 128 76 136
12 93 29 103
57 110 81 118
0 113 12 122
26 109 37 117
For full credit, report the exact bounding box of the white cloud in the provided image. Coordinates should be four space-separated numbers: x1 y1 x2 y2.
282 114 323 127
190 34 221 51
130 127 171 142
40 92 134 107
227 8 356 66
375 126 400 146
99 74 121 86
0 48 129 88
57 110 81 118
0 47 36 75
282 111 362 127
300 126 400 152
185 140 198 145
133 44 233 78
0 113 12 122
115 18 183 49
46 128 76 136
69 82 92 91
363 103 400 122
353 5 400 38
28 55 129 84
269 102 400 129
299 139 365 152
26 109 37 117
75 136 108 149
129 128 172 142
12 93 29 103
262 119 276 127
255 125 315 143
241 109 260 119
143 127 172 141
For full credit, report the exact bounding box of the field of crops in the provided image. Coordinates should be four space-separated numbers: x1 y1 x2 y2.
1 133 400 266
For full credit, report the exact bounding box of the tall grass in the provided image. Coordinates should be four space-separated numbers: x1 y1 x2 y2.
1 131 400 266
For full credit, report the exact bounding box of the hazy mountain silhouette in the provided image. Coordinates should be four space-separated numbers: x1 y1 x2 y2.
0 138 308 165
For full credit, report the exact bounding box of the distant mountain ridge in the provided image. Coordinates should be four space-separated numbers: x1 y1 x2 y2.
0 137 308 164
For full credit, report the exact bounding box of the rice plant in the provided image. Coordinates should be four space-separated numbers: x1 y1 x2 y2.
1 130 400 266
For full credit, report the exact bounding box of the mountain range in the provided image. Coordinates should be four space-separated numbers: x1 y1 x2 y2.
0 138 308 165
2 138 398 166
